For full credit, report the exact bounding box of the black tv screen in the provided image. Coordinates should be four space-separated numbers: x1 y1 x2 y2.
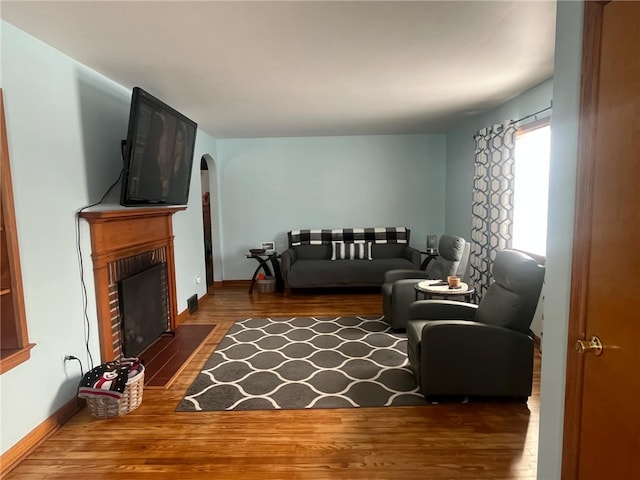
120 87 197 206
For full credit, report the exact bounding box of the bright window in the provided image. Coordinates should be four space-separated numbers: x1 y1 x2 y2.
512 122 551 257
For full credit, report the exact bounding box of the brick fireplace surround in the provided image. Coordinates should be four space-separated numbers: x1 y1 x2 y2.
79 206 185 361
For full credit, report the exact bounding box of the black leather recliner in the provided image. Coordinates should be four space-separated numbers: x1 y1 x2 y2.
381 234 470 331
406 249 545 400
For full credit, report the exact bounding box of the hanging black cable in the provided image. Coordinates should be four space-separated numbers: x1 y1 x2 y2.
75 167 124 370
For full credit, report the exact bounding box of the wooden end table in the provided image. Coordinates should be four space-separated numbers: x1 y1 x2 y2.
419 251 439 269
246 252 283 293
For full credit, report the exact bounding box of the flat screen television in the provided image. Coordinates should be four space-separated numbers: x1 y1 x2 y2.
120 87 197 206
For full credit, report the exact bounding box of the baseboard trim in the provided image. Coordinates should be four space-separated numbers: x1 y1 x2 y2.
220 280 251 287
175 291 210 326
207 280 251 288
1 396 82 477
176 305 190 326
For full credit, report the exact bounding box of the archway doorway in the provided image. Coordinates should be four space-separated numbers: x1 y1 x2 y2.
200 157 214 288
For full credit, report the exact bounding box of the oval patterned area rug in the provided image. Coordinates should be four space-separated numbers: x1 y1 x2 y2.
176 316 427 411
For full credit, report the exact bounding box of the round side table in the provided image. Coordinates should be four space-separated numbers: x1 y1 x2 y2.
414 280 475 303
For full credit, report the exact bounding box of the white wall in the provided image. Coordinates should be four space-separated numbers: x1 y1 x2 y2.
0 21 212 455
216 134 447 279
0 21 128 454
537 2 584 478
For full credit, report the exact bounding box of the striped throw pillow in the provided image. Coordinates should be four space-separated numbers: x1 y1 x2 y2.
331 242 372 260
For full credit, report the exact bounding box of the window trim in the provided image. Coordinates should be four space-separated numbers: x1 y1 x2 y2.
516 116 551 137
1 88 34 374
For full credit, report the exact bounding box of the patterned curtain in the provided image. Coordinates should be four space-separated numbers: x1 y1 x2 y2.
469 121 517 300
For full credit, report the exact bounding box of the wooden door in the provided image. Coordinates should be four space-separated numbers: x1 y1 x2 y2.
562 2 640 478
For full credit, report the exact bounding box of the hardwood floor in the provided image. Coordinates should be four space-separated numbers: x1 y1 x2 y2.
141 324 216 388
6 285 539 479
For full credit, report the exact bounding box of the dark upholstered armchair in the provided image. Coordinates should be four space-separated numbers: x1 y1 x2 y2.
406 249 545 400
382 234 469 331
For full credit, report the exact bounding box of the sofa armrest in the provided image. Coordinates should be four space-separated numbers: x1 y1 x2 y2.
280 248 296 275
408 300 478 321
383 269 428 284
404 246 422 267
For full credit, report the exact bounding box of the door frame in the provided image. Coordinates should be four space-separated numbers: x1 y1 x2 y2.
200 153 222 284
561 1 607 478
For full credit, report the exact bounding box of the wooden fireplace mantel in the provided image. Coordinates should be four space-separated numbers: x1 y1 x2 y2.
80 206 185 361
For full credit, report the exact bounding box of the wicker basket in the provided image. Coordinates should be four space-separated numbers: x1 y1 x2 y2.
256 276 276 293
86 365 145 419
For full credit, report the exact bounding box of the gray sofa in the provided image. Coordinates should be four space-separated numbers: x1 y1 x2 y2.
280 227 421 291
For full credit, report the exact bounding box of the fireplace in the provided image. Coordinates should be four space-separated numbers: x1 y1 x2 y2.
80 207 185 361
119 261 169 358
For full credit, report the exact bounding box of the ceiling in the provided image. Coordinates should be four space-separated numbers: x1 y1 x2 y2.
1 1 556 139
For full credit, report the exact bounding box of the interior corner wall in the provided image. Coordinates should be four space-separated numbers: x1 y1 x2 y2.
0 21 210 456
215 134 447 280
444 78 554 240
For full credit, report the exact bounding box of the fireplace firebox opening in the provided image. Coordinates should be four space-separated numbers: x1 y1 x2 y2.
118 263 170 358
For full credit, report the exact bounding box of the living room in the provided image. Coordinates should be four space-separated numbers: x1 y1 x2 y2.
0 1 602 478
